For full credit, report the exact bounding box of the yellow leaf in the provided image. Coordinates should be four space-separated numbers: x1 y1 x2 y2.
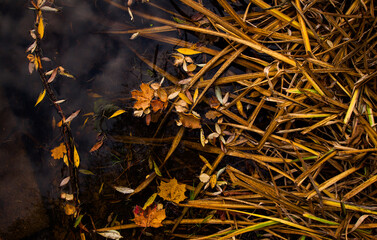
133 205 166 228
63 154 69 167
178 92 192 105
153 160 162 177
74 145 80 168
143 193 158 210
236 101 247 118
51 143 67 160
158 178 186 204
38 15 44 39
35 89 46 107
177 48 202 55
64 204 76 215
210 174 217 188
193 88 199 103
108 109 126 119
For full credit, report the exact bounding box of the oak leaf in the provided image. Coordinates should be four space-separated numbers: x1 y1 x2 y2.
131 83 154 110
133 204 166 228
51 143 67 160
158 178 187 204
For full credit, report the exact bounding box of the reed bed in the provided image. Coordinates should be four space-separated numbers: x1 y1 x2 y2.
99 0 377 239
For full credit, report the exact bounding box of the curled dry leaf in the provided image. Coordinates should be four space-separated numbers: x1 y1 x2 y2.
60 176 70 187
90 140 103 152
158 178 187 204
113 186 135 194
97 230 123 240
65 110 80 123
178 113 201 129
133 204 166 228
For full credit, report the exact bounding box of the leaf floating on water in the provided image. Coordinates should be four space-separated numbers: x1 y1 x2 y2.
73 145 80 168
143 193 158 210
79 169 95 175
113 186 135 194
65 110 81 123
97 230 123 239
35 89 46 107
158 178 187 204
74 214 84 228
38 15 44 39
130 32 139 40
153 160 162 177
64 204 76 216
177 48 202 55
51 143 67 160
60 176 70 187
63 154 69 167
133 204 166 228
178 113 201 129
90 140 103 152
199 173 210 183
108 109 126 119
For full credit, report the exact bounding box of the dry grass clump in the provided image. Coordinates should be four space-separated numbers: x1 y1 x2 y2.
100 0 377 239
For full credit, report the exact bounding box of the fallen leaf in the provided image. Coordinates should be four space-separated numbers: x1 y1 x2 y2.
157 88 168 102
79 169 95 175
51 143 67 160
208 96 220 109
236 101 247 118
35 89 46 107
150 99 164 112
63 154 69 167
38 15 44 39
90 140 103 152
97 230 123 239
109 109 126 119
186 63 197 72
133 204 166 228
113 186 135 194
60 176 70 187
73 145 80 168
153 161 162 176
205 110 222 120
199 173 210 183
61 192 74 201
178 113 201 129
132 83 154 110
143 193 158 210
64 204 76 215
179 93 192 105
65 110 80 123
158 178 186 204
210 174 217 188
48 68 58 84
177 48 202 55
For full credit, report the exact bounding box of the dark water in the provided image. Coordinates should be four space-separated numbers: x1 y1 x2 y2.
0 0 188 239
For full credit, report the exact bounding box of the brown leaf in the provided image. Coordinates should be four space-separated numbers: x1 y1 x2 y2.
131 83 154 110
158 178 187 204
90 140 103 152
157 88 168 102
205 110 222 120
150 99 164 112
51 143 67 160
208 96 220 109
178 113 201 129
133 204 166 228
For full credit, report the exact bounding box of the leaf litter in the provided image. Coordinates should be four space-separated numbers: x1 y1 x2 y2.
64 0 377 239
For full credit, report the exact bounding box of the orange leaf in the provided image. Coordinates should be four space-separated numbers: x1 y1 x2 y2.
131 83 154 110
133 204 166 228
150 99 164 112
38 15 44 39
178 113 201 129
90 140 103 152
157 88 168 102
158 178 187 204
51 143 67 160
